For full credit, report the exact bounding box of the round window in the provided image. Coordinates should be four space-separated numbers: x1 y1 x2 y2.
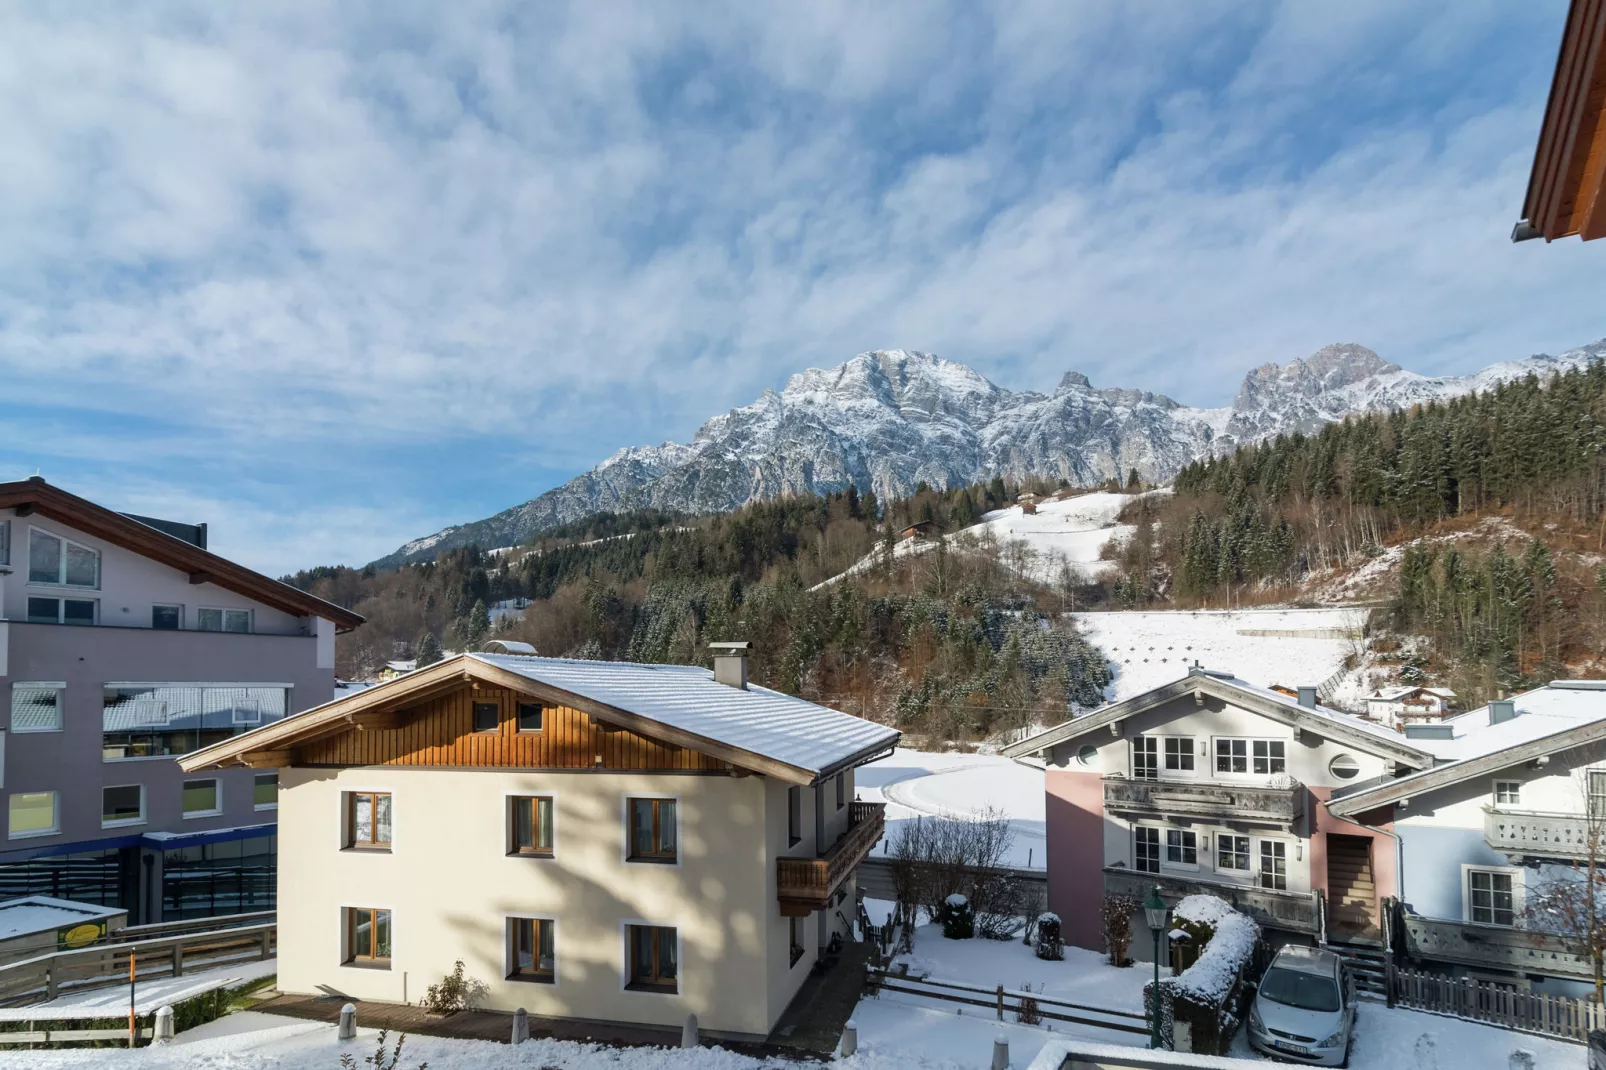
1077 745 1098 767
1329 753 1360 780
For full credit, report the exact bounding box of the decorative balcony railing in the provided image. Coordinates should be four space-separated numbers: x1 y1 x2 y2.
1102 775 1304 828
1401 912 1592 980
777 801 885 917
1103 867 1321 935
1483 807 1599 861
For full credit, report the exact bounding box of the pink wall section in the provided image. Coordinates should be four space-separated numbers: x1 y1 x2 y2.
1308 784 1398 906
1045 767 1108 952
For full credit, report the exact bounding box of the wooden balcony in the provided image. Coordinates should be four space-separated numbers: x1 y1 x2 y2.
1402 912 1593 980
1104 867 1322 935
1484 807 1596 861
1102 775 1304 828
778 801 885 917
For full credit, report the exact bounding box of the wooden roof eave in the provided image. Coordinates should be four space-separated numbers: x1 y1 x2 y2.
1519 0 1606 241
0 482 364 631
178 655 821 784
1000 676 1432 769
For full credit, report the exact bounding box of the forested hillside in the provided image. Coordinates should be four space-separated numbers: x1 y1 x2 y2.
285 474 1113 741
1113 362 1606 704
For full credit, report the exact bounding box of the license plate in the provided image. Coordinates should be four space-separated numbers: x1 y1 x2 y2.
1272 1040 1310 1056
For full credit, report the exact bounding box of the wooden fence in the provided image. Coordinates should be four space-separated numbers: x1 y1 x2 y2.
865 965 1151 1037
0 921 275 1008
1392 967 1606 1043
0 1026 153 1047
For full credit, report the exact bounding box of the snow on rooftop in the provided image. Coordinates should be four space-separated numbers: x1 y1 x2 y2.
1215 675 1420 751
470 653 899 777
1076 607 1367 704
0 896 123 940
1410 681 1606 762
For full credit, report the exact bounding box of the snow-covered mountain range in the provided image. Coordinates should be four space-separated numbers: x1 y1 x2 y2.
375 338 1606 567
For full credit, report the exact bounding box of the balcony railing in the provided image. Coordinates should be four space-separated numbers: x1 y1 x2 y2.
1102 775 1304 828
1104 867 1322 935
777 801 884 917
1402 912 1593 980
1484 807 1597 861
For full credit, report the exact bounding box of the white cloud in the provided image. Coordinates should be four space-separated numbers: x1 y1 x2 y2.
0 0 1595 570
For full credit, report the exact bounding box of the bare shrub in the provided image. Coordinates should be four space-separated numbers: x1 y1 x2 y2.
887 808 1021 939
1101 894 1139 966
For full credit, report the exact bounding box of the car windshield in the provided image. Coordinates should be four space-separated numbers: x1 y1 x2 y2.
1260 965 1340 1012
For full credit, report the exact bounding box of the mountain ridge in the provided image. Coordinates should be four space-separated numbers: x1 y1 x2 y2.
375 338 1606 568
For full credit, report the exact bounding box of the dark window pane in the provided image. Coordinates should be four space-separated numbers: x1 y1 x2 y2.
27 597 58 623
658 801 676 855
375 910 391 958
63 600 96 625
632 800 653 856
473 702 499 732
517 703 544 732
103 786 142 823
152 606 181 630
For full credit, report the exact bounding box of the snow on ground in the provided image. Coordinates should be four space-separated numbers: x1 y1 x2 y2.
0 958 279 1021
965 490 1151 583
1075 607 1368 703
856 749 1044 869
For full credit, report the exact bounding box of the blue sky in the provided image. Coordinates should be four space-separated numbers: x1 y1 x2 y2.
2 1 1602 575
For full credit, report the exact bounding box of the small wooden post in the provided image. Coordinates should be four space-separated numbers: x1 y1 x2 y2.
996 984 1005 1020
128 950 137 1049
173 943 184 978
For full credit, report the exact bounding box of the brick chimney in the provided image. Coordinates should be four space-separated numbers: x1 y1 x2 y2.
709 641 751 690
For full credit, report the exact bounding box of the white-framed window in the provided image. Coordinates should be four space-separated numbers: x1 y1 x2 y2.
1589 770 1606 819
1216 738 1286 776
152 604 183 630
1134 826 1160 873
1217 833 1251 872
1132 737 1158 780
1465 867 1522 927
196 608 251 634
182 778 221 818
102 784 146 828
11 682 64 733
1258 840 1288 890
0 518 10 567
8 791 58 839
28 528 100 588
26 596 96 626
1493 780 1521 807
1164 737 1195 773
1166 829 1198 867
253 773 278 811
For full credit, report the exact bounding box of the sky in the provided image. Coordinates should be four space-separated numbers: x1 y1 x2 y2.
2 1 1603 576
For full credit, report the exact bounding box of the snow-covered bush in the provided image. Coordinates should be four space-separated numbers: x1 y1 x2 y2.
420 959 488 1014
1142 895 1262 1054
1034 912 1064 961
938 893 975 939
1101 893 1139 966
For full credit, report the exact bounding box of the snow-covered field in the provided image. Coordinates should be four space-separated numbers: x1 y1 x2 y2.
856 749 1044 869
1075 607 1368 703
964 490 1149 583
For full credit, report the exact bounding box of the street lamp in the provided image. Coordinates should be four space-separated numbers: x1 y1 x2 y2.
1143 884 1168 1050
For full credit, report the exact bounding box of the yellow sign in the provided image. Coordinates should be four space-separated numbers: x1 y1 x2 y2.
57 922 105 950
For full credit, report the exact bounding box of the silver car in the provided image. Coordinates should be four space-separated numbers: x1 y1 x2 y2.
1246 945 1356 1066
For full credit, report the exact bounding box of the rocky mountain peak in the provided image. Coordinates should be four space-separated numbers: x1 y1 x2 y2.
373 338 1606 568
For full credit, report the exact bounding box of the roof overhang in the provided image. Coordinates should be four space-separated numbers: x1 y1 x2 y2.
1327 715 1606 817
1516 0 1606 242
1001 674 1432 770
0 480 363 631
179 654 845 785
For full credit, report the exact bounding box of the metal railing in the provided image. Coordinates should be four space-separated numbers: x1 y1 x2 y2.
0 921 275 1007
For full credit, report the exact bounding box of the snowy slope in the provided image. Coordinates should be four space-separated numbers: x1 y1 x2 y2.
1076 607 1369 702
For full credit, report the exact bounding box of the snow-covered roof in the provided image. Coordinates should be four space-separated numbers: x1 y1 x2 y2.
0 896 124 940
1368 685 1456 701
470 653 899 779
1002 667 1431 767
180 652 900 785
1327 681 1606 815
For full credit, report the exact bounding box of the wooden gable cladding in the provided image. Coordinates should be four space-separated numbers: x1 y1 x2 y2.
294 682 729 772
